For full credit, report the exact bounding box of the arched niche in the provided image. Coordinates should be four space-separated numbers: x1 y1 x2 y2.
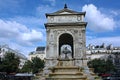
59 33 74 58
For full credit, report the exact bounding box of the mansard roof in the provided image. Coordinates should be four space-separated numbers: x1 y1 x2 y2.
36 47 45 51
46 6 86 17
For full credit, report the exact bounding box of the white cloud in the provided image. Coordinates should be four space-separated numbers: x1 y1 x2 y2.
82 4 116 32
0 19 28 38
0 19 44 46
20 29 43 42
86 36 120 46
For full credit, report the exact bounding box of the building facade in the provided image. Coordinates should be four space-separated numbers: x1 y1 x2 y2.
28 47 46 60
0 44 27 69
86 43 120 60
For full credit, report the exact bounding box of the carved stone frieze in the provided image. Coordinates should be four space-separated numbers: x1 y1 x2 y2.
53 28 79 35
77 15 82 21
73 29 78 34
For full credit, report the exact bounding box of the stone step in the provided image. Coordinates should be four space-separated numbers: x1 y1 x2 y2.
54 69 81 72
52 66 82 72
49 72 84 75
46 77 87 80
54 66 80 69
49 72 86 78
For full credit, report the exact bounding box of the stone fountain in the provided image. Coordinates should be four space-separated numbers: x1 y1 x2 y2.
43 4 101 80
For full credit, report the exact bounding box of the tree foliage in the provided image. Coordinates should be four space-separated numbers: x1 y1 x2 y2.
21 57 44 74
87 59 115 74
0 52 20 73
20 60 32 73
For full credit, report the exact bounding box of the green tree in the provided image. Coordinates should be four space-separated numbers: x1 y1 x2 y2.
87 59 115 74
20 60 32 73
0 52 20 73
105 59 115 73
21 57 44 74
32 57 44 73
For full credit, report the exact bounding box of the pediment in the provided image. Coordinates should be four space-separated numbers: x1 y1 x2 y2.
46 8 86 18
52 8 80 14
58 11 73 14
46 8 86 17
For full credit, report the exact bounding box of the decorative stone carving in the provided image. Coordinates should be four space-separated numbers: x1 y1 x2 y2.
49 30 54 45
48 16 54 22
60 44 72 59
74 30 78 34
77 15 82 21
48 15 84 23
53 16 77 23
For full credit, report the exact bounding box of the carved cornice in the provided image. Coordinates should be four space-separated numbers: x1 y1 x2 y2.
44 22 87 28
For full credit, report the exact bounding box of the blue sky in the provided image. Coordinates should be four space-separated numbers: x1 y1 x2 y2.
0 0 120 57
